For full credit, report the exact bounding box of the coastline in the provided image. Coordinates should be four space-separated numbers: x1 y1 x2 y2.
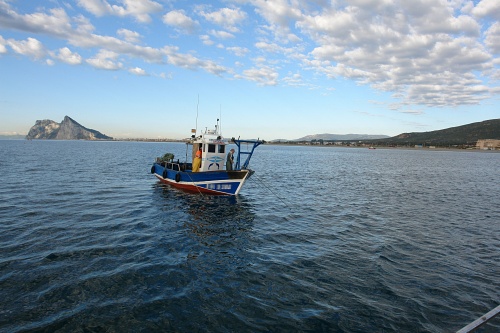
4 138 498 152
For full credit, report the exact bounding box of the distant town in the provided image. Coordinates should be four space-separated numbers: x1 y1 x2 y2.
110 137 499 150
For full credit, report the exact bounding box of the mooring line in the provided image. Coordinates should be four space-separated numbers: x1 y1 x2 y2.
251 174 290 209
185 171 205 197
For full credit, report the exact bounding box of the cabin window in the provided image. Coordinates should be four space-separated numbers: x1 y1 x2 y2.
218 145 225 153
208 144 216 153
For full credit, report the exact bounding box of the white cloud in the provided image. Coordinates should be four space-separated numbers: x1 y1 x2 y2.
282 72 304 86
64 31 164 63
162 46 229 76
157 72 172 79
86 49 122 70
227 46 249 57
399 1 480 36
0 35 7 54
198 7 247 33
399 109 425 115
162 10 199 34
485 22 500 54
0 6 72 37
256 41 285 53
73 14 95 34
77 0 162 23
117 29 142 43
209 30 235 39
472 0 500 20
200 35 214 46
129 67 147 75
252 0 304 46
292 0 497 108
239 65 279 86
54 47 82 65
0 0 498 110
7 37 46 59
76 0 109 16
253 0 302 27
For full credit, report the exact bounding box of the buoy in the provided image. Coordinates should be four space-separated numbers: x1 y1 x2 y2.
151 165 155 174
162 170 168 178
175 172 181 182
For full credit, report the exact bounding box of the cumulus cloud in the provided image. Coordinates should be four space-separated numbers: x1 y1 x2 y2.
77 0 162 23
162 10 199 34
198 7 246 33
472 0 500 20
53 47 82 65
239 65 279 86
0 6 72 37
209 30 235 39
256 41 285 53
202 38 225 50
129 67 147 75
0 35 7 53
485 22 500 54
7 37 46 59
252 0 303 46
253 0 302 28
227 46 249 57
0 0 498 109
162 46 228 76
200 35 214 46
86 49 122 70
282 72 304 86
291 0 497 108
117 28 142 43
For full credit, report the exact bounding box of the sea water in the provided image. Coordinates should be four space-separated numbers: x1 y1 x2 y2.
0 140 499 332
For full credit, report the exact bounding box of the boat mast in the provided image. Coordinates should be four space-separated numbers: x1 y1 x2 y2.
219 105 222 136
195 94 199 136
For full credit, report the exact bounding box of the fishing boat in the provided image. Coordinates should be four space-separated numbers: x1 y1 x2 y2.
150 120 264 195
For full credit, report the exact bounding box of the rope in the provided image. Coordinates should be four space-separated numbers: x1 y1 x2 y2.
251 174 290 209
185 171 205 197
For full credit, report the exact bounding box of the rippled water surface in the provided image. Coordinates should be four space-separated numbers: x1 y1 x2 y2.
1 140 499 332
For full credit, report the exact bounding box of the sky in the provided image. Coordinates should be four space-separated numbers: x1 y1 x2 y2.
0 0 499 140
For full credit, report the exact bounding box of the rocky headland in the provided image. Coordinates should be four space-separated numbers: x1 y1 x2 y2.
26 116 112 140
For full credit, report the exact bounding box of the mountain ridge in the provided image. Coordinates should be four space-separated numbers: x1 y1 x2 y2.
371 118 500 145
26 116 112 140
294 133 390 141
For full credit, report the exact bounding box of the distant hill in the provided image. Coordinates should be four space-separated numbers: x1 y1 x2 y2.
372 118 500 146
295 133 390 141
26 116 112 140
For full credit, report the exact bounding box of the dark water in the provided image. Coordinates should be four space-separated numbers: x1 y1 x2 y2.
0 140 499 332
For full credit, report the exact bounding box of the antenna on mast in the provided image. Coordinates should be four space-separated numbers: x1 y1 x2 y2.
219 104 222 136
195 95 199 135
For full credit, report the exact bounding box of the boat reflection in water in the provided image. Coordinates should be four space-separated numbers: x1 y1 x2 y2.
153 182 256 250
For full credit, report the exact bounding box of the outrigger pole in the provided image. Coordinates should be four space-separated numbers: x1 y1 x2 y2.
232 137 264 170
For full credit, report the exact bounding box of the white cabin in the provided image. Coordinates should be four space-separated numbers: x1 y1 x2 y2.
191 123 227 172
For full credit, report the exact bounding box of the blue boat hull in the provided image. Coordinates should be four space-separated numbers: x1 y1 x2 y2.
151 163 252 195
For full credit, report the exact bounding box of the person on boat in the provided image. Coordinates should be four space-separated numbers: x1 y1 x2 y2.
192 147 202 172
226 148 235 171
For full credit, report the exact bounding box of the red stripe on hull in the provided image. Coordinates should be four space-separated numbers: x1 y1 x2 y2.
155 175 234 195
